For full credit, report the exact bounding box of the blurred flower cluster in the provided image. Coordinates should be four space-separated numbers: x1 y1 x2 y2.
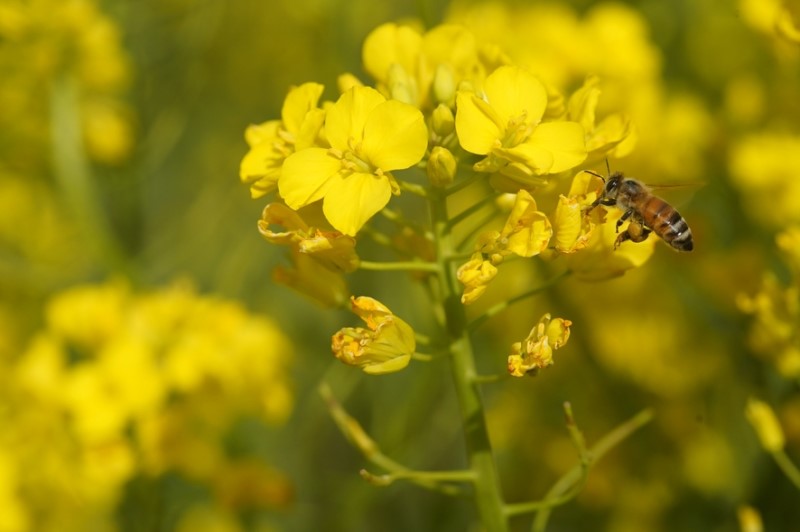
0 0 135 167
0 280 293 532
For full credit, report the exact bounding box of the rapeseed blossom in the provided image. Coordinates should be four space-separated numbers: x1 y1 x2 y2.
1 280 294 530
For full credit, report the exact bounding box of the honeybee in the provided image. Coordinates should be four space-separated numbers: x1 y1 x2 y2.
585 169 694 252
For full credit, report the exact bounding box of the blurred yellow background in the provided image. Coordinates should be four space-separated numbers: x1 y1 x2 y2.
1 0 799 530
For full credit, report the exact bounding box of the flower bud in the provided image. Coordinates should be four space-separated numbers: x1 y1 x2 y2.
431 103 455 138
432 64 456 106
427 146 457 187
746 398 785 452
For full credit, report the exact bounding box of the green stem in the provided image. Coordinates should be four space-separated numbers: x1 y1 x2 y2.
446 191 500 230
468 270 572 331
359 260 441 273
445 170 482 196
431 188 509 532
528 408 654 531
772 449 800 490
398 179 429 197
49 75 132 277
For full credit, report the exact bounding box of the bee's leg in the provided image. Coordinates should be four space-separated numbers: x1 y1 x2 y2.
614 219 651 249
615 209 635 232
590 196 617 208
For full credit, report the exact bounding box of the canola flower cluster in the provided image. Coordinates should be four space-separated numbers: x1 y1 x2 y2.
0 0 135 166
0 280 293 532
241 20 661 377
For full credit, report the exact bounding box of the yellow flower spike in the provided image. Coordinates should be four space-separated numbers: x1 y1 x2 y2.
279 86 427 236
498 190 553 257
508 313 571 377
457 254 498 305
240 82 326 198
258 203 359 273
331 296 415 375
427 146 457 187
746 398 785 452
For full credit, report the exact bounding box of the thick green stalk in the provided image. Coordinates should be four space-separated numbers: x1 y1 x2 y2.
430 189 509 532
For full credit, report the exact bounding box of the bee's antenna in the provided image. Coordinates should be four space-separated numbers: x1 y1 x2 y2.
581 169 606 183
604 157 611 176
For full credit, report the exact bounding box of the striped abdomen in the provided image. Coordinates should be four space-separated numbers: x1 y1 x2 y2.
639 196 694 252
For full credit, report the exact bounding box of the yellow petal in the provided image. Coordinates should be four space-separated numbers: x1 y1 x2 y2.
362 100 427 170
279 148 341 209
281 82 325 135
240 142 281 193
483 65 547 127
456 91 503 155
325 86 386 152
244 120 281 147
362 23 422 83
567 76 601 133
525 121 587 173
323 171 393 235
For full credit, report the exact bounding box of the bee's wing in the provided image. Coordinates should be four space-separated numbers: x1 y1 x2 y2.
647 182 704 209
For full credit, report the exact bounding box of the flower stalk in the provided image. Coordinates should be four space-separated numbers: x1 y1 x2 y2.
431 187 509 532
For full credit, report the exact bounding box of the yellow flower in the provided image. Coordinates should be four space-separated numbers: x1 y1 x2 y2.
362 23 485 109
746 398 785 452
508 314 571 377
279 86 427 236
551 171 603 253
331 296 415 374
498 189 553 257
240 82 326 198
455 65 587 190
258 202 359 272
566 76 636 163
457 254 499 305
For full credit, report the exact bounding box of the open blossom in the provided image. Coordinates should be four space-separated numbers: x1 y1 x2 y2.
279 86 427 236
331 297 415 374
455 65 587 190
240 82 326 198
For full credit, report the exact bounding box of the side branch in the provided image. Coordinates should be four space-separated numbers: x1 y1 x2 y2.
319 382 467 496
468 270 572 331
359 260 441 273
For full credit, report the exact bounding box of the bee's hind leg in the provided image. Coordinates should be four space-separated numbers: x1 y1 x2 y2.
614 219 651 249
615 209 635 232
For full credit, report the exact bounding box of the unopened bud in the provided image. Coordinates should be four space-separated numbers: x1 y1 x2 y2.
427 146 457 187
433 105 456 139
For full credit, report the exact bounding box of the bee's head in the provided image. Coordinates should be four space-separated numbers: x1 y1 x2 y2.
583 169 625 199
603 172 625 198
